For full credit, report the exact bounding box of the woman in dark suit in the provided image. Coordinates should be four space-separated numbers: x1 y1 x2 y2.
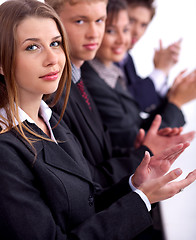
0 0 195 239
81 0 196 149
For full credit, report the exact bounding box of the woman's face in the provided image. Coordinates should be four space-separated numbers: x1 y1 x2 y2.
14 17 66 103
96 9 131 66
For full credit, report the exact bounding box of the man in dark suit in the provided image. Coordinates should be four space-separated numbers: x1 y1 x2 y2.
121 0 182 112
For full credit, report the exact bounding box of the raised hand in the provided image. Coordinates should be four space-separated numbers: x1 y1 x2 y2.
168 69 196 108
132 142 190 188
153 39 182 75
131 141 196 204
139 168 196 204
134 126 184 149
143 114 195 155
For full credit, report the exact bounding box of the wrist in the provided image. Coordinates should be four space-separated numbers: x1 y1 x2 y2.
155 66 170 76
130 174 139 189
168 95 182 108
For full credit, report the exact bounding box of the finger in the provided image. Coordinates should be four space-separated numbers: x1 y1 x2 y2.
172 69 187 86
175 169 196 192
159 39 163 50
177 38 183 44
185 70 196 83
158 127 172 136
140 151 151 170
134 128 145 149
176 127 183 135
164 143 189 165
165 127 183 136
158 127 183 136
165 128 179 136
148 114 162 134
158 168 183 189
158 142 189 162
169 38 182 50
133 151 151 187
179 131 196 143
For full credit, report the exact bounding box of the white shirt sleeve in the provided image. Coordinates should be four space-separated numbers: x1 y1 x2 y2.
129 174 151 212
149 69 169 97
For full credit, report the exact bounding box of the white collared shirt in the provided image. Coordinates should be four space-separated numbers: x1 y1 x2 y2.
149 69 169 97
88 58 126 89
0 100 57 143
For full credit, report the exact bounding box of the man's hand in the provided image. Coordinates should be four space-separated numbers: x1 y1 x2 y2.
154 39 182 75
143 114 195 155
168 69 196 108
158 126 183 137
132 142 190 188
139 168 196 204
132 142 196 204
134 128 145 149
134 126 183 149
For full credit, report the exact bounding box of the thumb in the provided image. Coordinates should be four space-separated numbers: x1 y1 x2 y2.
132 151 151 188
134 128 145 148
148 114 162 134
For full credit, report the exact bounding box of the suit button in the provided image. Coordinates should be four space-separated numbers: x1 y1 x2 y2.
88 195 94 206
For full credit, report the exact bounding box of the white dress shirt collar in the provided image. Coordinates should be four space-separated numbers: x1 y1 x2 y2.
0 100 56 142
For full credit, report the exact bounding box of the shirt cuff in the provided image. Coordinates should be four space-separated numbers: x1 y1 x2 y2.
150 69 169 97
129 174 151 212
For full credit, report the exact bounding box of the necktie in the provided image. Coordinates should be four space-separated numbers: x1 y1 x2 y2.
76 79 92 110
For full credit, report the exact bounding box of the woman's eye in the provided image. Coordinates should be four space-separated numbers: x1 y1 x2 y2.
50 41 61 47
124 27 130 33
25 44 38 51
106 29 115 34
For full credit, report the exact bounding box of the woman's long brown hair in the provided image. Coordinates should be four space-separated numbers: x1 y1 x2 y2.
0 0 72 158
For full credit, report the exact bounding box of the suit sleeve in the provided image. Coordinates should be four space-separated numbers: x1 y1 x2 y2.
71 193 152 240
82 65 141 148
0 136 152 240
141 99 185 130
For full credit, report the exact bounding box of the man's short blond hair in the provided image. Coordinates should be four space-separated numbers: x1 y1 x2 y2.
45 0 108 14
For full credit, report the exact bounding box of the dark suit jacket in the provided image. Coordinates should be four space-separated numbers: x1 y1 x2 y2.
52 82 151 187
0 115 152 240
118 53 162 112
81 61 185 149
51 81 163 239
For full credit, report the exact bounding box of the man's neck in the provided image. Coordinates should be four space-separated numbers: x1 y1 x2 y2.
70 58 84 69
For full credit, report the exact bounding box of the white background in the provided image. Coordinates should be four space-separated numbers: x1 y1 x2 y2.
1 0 196 239
131 0 196 239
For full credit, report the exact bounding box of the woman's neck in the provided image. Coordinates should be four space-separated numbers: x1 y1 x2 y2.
18 97 50 137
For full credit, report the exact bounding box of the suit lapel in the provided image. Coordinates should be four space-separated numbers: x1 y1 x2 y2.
43 140 93 183
45 115 93 183
15 119 93 183
124 54 138 85
11 123 44 158
115 79 136 101
71 83 108 149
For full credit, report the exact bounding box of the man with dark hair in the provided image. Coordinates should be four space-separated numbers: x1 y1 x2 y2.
121 0 182 112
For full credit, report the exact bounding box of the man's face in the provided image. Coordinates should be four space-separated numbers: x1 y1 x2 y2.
127 5 152 49
59 1 107 68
